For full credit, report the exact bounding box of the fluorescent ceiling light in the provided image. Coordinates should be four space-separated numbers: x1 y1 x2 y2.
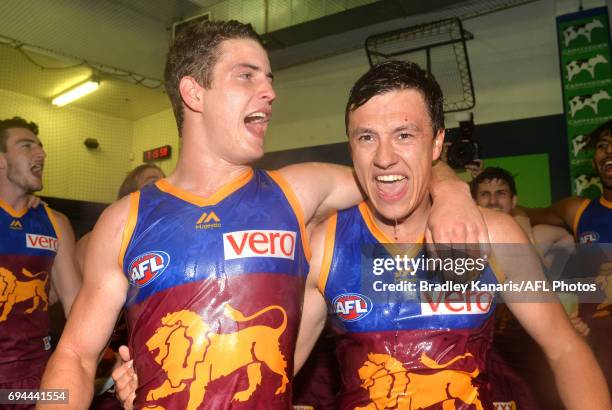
52 79 100 107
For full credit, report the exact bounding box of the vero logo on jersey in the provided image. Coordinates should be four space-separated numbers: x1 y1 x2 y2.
420 290 493 316
128 251 170 288
223 230 296 260
333 293 372 322
26 233 58 252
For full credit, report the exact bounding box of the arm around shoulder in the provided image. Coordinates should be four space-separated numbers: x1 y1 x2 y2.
521 196 586 230
277 162 361 226
427 160 489 245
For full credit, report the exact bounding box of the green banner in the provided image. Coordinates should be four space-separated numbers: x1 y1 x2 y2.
557 7 612 198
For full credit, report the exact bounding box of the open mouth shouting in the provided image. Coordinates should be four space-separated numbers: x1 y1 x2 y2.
244 110 270 140
602 158 612 178
374 174 408 202
30 162 44 179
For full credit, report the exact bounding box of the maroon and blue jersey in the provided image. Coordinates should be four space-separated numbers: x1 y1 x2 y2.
573 196 612 392
319 202 500 410
574 197 612 244
121 169 310 409
0 200 59 384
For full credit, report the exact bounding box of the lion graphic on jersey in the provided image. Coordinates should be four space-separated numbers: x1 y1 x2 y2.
355 352 483 410
145 304 289 410
0 267 48 322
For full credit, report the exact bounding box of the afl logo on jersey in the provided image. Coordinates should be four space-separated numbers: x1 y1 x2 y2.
128 251 170 288
333 293 372 322
579 231 599 244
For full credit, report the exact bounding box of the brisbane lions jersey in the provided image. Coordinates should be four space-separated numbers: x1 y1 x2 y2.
121 169 310 409
574 197 612 244
573 196 612 393
0 200 59 383
319 203 499 410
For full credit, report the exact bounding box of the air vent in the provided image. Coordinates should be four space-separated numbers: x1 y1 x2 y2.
172 12 212 40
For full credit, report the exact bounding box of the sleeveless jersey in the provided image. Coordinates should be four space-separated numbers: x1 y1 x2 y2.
122 169 310 409
319 203 499 410
574 197 612 244
573 196 612 393
0 200 59 383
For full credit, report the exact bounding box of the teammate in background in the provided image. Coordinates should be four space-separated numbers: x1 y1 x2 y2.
0 116 81 406
75 164 165 269
75 164 164 410
523 120 611 242
522 120 612 392
293 61 609 409
470 166 589 409
471 167 575 271
40 21 487 409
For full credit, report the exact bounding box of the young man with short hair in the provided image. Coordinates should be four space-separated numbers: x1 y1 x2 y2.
40 21 485 409
0 117 81 405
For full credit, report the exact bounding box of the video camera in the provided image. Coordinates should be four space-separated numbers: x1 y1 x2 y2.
445 112 480 170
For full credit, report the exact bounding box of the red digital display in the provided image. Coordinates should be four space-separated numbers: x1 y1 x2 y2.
143 145 172 162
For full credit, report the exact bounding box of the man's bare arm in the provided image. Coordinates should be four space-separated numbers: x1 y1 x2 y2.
48 210 82 316
294 221 329 373
277 162 360 227
519 196 586 230
38 199 131 409
279 161 488 244
487 210 610 410
427 160 488 245
75 232 91 274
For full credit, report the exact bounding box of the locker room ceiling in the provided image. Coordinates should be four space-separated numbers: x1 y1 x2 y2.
0 0 534 121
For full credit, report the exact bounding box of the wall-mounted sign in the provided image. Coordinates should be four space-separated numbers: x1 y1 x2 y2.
143 145 171 162
557 6 612 198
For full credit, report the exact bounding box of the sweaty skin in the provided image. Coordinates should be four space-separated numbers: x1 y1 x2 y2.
40 37 487 410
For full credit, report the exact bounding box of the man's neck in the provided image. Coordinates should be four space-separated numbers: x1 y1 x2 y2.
368 198 431 243
168 135 252 198
168 161 252 199
0 183 29 212
603 186 612 203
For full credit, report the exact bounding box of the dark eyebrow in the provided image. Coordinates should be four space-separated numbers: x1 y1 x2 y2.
393 124 421 133
233 63 274 82
351 127 377 135
16 137 41 147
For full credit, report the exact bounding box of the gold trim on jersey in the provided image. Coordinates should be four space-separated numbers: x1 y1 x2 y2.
155 169 253 207
317 213 337 294
0 198 28 218
44 206 62 241
572 198 591 239
267 170 312 261
118 192 141 268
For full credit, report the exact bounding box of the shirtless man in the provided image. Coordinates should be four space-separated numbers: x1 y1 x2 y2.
39 21 484 409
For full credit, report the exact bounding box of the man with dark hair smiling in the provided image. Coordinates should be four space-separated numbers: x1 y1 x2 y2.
293 61 609 409
471 166 575 271
522 120 612 395
40 21 486 409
